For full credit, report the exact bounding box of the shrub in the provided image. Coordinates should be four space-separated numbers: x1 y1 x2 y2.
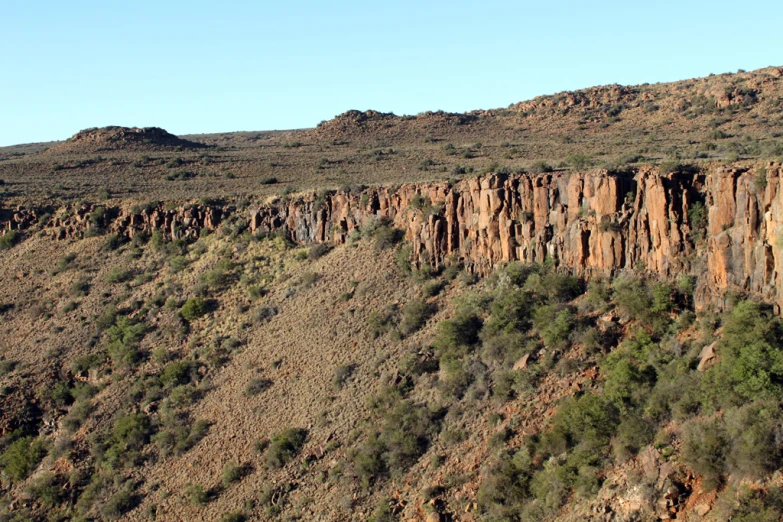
101 488 138 519
252 305 278 323
27 472 65 507
103 234 126 251
260 177 278 185
477 450 533 517
368 308 397 338
410 193 431 210
539 393 620 457
612 276 651 321
0 230 21 250
373 226 404 251
112 413 152 450
529 161 553 174
352 397 441 488
308 243 331 260
681 416 726 491
0 436 47 482
245 377 272 396
220 514 246 522
105 316 147 368
222 461 243 486
332 364 354 390
688 201 707 234
266 428 307 469
725 401 783 479
395 243 413 272
566 154 592 170
180 297 208 321
104 267 133 284
483 289 532 336
399 299 436 336
703 301 783 405
422 280 444 297
533 305 575 349
160 361 192 387
185 483 208 505
433 313 482 356
70 277 90 297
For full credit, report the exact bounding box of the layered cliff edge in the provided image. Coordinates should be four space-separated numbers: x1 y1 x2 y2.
3 161 781 311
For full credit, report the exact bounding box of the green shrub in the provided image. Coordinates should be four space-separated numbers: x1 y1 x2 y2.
27 472 65 507
433 313 482 357
101 488 138 519
70 277 90 297
222 460 243 486
611 276 647 315
105 316 147 368
566 154 592 170
185 483 208 505
399 299 436 336
0 436 47 482
374 226 404 250
681 416 726 491
395 243 413 272
533 305 574 348
368 307 397 338
103 234 126 251
308 243 331 260
0 230 22 250
477 449 533 518
160 361 192 387
352 397 441 488
180 297 208 321
725 401 783 479
104 266 133 284
529 161 553 174
539 393 620 457
705 301 783 404
483 289 532 336
410 193 431 210
266 428 307 469
688 201 708 235
112 413 152 450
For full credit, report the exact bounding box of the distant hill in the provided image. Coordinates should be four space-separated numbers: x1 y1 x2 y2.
44 126 207 155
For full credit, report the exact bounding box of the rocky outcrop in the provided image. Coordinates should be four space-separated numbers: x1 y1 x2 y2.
244 163 783 311
3 163 782 311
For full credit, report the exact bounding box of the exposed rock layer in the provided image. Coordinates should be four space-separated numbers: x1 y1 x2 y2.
3 164 782 311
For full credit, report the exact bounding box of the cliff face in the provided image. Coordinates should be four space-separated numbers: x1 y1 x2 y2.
245 163 782 311
4 163 782 311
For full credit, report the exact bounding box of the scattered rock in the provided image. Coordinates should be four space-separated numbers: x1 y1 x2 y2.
697 341 718 371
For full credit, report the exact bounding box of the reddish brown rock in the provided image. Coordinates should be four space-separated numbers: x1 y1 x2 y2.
4 163 783 312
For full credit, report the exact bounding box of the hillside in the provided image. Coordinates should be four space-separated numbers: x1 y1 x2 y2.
0 66 782 204
2 66 783 522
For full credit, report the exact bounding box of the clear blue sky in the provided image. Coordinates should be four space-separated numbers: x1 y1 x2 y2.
2 0 782 146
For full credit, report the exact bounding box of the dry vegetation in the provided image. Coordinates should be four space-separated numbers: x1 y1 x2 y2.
1 67 782 206
1 66 783 521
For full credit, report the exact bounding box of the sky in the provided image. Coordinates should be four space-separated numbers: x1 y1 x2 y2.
2 0 782 146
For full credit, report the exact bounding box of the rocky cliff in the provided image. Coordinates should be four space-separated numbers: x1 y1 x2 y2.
3 163 781 311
